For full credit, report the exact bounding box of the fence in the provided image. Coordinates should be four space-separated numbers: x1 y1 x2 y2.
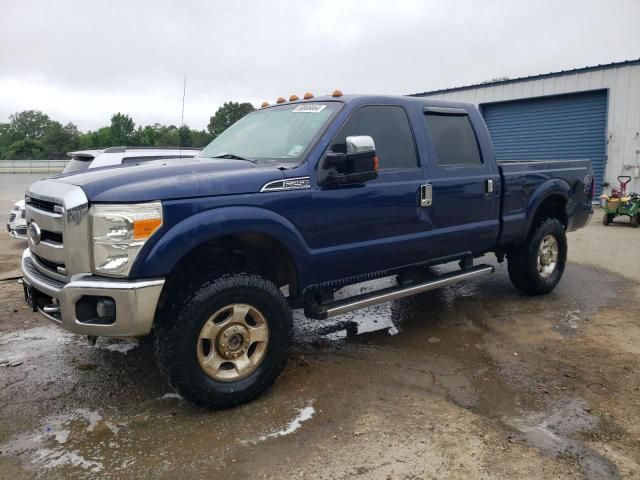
0 160 69 173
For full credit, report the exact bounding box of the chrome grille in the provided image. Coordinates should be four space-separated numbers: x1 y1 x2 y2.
25 180 91 280
27 196 58 213
23 256 65 289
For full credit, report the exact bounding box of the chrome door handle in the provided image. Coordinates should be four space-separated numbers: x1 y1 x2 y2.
486 179 494 193
420 184 432 207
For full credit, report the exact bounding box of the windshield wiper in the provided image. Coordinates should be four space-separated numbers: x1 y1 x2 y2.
211 153 257 163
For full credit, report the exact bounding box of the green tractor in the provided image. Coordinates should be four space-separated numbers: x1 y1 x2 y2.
600 176 640 228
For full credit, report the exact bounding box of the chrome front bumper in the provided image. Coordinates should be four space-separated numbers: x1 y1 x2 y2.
21 249 164 337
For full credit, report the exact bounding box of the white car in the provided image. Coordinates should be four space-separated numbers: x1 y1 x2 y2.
62 149 105 173
6 199 27 239
65 146 201 172
7 147 200 239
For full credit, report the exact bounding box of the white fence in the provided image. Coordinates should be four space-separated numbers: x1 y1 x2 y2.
0 160 69 173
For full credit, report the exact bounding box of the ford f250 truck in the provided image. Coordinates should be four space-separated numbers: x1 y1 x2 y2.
21 93 594 408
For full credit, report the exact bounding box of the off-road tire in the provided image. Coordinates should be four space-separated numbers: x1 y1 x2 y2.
603 213 614 226
154 273 293 409
507 218 567 295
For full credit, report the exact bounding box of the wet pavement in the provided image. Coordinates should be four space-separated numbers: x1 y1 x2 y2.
0 173 639 479
1 253 639 479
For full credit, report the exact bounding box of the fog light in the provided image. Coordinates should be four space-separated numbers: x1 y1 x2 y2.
96 298 116 323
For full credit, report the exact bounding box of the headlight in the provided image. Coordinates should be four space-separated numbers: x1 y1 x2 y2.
91 202 162 277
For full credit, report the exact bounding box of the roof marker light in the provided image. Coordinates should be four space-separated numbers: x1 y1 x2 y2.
331 89 343 97
304 92 314 99
289 94 299 101
261 101 270 108
276 97 286 104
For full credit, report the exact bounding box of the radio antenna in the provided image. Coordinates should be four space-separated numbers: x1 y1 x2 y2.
180 74 187 153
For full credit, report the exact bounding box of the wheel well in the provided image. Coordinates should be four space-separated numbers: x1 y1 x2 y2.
161 233 299 301
532 194 568 229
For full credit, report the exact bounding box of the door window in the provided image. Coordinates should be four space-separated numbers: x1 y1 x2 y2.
329 105 418 170
424 113 482 167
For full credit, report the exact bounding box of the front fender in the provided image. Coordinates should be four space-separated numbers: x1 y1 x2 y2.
523 178 571 235
130 206 311 282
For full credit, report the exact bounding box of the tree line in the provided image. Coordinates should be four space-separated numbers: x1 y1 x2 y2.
0 101 255 160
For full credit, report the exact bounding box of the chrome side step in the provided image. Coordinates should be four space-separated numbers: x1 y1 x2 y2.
307 265 494 320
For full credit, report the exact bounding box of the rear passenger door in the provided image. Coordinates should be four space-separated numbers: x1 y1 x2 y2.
422 107 501 256
311 104 430 280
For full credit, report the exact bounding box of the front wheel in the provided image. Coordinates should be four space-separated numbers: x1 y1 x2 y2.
507 218 567 295
603 213 613 226
155 273 293 409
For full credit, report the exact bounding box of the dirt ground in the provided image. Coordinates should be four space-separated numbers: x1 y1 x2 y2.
1 180 639 479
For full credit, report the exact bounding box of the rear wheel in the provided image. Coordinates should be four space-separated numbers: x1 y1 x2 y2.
603 213 614 226
155 273 293 409
507 218 567 295
631 214 639 228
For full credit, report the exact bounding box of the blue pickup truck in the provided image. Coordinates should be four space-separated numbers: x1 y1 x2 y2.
21 93 593 408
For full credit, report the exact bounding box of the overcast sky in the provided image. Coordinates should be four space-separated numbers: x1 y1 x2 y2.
1 0 639 131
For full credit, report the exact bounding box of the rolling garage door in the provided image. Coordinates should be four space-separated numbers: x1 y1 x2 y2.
481 90 607 193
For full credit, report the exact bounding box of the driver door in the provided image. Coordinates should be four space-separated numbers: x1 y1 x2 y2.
310 104 430 282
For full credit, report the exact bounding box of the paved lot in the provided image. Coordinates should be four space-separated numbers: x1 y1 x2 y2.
1 173 639 479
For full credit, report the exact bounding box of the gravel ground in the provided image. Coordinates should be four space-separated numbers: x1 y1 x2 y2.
0 173 639 479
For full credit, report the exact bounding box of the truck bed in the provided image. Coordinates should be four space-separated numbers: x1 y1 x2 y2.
498 159 593 245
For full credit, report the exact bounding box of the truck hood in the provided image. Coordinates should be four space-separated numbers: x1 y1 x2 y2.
54 157 285 203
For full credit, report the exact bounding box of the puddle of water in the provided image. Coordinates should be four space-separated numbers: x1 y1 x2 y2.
508 399 619 479
0 408 116 474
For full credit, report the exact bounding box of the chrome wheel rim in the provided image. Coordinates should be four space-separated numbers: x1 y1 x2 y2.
197 304 269 381
537 234 558 279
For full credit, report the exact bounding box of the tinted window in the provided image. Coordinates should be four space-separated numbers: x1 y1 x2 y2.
424 114 482 166
330 105 418 169
63 156 93 173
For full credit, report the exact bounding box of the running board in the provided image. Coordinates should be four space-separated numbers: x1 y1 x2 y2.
306 265 494 320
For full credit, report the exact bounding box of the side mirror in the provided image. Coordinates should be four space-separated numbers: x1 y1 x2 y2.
322 135 379 185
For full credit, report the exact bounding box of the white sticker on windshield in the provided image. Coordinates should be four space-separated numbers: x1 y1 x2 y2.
288 145 304 156
292 104 326 113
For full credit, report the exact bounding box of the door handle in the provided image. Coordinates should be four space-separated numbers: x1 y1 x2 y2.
486 179 494 193
420 184 432 207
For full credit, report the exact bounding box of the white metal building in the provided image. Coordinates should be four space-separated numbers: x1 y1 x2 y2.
412 59 640 194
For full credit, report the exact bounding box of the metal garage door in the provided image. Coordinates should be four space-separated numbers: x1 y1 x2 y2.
481 90 607 192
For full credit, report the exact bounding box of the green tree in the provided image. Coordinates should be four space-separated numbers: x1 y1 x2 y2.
154 125 180 146
178 125 192 147
43 122 80 158
4 138 45 159
78 127 112 149
207 102 255 138
6 110 53 141
109 113 136 145
191 129 214 148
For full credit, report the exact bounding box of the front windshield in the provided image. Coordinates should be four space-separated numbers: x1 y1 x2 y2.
200 102 340 163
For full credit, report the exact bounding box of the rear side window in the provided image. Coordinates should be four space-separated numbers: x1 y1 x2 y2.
63 156 93 173
424 113 482 167
330 105 418 169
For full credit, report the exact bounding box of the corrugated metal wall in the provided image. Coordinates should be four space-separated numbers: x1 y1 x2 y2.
481 90 607 191
417 63 640 193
